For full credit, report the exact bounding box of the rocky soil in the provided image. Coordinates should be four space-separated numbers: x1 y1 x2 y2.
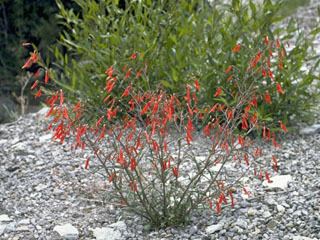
0 106 319 240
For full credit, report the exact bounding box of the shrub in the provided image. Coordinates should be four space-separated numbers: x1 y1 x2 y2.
24 38 287 228
51 0 319 129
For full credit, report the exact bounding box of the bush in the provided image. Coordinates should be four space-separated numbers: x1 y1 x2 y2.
51 0 319 129
25 38 288 228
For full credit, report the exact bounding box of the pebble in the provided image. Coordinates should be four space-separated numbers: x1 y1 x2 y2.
53 223 79 240
205 224 223 234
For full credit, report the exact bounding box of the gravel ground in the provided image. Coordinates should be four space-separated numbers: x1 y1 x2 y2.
0 106 319 240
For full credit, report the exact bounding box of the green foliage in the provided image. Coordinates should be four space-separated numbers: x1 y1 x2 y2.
52 0 319 128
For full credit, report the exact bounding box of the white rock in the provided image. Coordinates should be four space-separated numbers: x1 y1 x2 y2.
292 236 315 240
0 224 7 235
16 225 30 231
53 223 79 240
0 215 11 222
299 124 320 135
205 224 223 234
35 107 50 117
263 175 293 190
108 221 126 231
92 227 121 240
35 184 47 192
39 134 52 142
247 208 257 216
262 211 272 219
277 205 285 213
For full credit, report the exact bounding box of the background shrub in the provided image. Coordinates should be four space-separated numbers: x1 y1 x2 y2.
51 0 319 130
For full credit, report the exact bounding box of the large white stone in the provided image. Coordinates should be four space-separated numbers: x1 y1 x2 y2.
108 221 126 231
53 223 79 240
0 215 11 223
205 223 223 234
292 236 315 240
299 124 320 135
0 224 7 235
92 227 121 240
263 175 293 190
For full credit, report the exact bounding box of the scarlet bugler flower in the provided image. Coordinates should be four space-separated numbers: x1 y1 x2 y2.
232 43 241 53
279 121 288 133
194 79 200 91
276 83 285 94
264 91 272 104
214 87 222 97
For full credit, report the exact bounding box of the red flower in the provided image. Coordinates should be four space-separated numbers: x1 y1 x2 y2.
22 51 38 69
272 155 278 172
232 43 241 53
276 83 285 94
214 87 222 97
244 153 249 166
264 35 269 46
117 149 126 166
34 89 42 98
84 157 90 170
242 115 249 130
172 167 179 177
31 80 38 90
130 53 137 60
60 89 64 106
121 85 131 97
264 91 272 104
125 69 132 79
225 65 233 74
130 158 137 171
279 121 288 133
105 66 114 78
194 79 200 91
44 70 50 84
265 171 272 183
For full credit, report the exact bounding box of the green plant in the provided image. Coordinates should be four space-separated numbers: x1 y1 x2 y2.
51 0 319 129
25 39 287 228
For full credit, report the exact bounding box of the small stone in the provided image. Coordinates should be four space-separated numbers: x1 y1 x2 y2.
263 175 293 190
235 219 248 229
189 225 198 235
0 215 11 222
267 220 278 230
205 224 223 234
16 225 30 231
91 227 121 240
18 219 30 225
262 211 272 219
247 208 257 217
35 183 47 192
277 205 285 213
108 221 126 231
53 223 79 240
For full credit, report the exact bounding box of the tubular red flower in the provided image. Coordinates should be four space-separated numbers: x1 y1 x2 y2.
194 79 200 91
232 43 241 53
225 65 232 74
279 121 288 133
172 167 179 177
276 83 285 94
44 70 50 84
31 80 38 90
264 91 272 104
214 87 222 97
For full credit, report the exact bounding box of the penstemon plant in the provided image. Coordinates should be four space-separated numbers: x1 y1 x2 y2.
23 38 287 228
